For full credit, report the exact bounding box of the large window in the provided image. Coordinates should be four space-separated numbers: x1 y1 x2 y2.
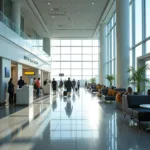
129 0 150 69
145 0 150 38
129 4 133 48
105 0 150 88
51 40 99 82
135 0 142 44
106 13 116 85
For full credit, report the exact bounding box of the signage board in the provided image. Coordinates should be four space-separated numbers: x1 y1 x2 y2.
24 72 35 75
59 73 64 77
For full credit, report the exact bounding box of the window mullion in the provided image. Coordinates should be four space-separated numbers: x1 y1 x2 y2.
142 0 146 55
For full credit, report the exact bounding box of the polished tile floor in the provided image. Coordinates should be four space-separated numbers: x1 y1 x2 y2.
0 88 150 150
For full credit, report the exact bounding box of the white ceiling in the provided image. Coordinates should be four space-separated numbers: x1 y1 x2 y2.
21 0 108 38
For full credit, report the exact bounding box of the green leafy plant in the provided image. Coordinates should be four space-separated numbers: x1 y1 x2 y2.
90 78 96 83
106 75 115 86
127 64 150 92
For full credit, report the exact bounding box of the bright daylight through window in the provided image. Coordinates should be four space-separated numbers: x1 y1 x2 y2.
51 40 99 83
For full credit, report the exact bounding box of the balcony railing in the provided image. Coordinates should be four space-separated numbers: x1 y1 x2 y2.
0 11 51 64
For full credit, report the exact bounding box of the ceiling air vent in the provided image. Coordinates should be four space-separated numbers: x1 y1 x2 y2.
49 8 65 16
57 25 64 27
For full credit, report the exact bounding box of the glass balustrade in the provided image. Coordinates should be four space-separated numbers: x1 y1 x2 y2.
0 11 51 63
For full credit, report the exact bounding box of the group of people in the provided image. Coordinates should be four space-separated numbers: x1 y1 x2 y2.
7 76 42 104
8 76 25 104
52 78 80 96
33 78 41 97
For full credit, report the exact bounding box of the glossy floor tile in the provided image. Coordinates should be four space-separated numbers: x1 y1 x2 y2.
0 88 150 150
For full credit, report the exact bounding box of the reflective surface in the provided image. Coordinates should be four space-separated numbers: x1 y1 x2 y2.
0 89 150 150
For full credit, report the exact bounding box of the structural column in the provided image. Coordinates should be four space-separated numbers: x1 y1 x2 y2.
116 0 129 88
12 1 21 33
0 0 4 12
13 64 22 88
0 58 11 105
99 24 107 85
43 38 51 56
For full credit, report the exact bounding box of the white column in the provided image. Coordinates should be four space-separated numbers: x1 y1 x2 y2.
43 38 51 56
13 64 22 88
116 0 129 88
35 69 41 79
99 24 107 85
0 0 4 12
0 58 11 105
12 1 21 33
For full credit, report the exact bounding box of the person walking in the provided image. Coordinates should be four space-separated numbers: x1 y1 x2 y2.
72 79 76 91
77 80 80 90
59 79 63 90
8 78 15 104
52 78 57 95
64 80 66 89
36 78 41 97
18 76 25 88
85 81 87 88
66 78 72 97
44 79 48 85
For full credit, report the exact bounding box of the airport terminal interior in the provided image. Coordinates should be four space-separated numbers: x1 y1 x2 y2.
0 0 150 149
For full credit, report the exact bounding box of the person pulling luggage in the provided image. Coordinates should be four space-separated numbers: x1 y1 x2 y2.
72 79 76 91
52 78 57 95
65 78 72 97
77 80 80 91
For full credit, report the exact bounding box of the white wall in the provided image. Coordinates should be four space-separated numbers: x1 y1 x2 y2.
0 22 51 72
0 58 11 104
0 36 50 72
22 68 38 85
13 64 23 88
0 22 51 65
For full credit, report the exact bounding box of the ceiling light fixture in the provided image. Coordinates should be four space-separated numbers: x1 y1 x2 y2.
52 16 55 19
51 9 53 11
48 2 50 5
92 2 94 4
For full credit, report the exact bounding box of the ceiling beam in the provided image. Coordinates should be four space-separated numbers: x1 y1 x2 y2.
93 0 115 38
26 0 51 37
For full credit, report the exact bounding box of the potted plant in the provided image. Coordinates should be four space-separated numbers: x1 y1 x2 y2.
106 75 115 86
127 64 150 94
90 78 96 83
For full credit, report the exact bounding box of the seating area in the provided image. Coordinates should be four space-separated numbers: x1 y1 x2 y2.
122 95 150 124
101 88 126 101
86 83 150 129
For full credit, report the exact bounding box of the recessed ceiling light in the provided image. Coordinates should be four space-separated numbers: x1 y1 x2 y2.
51 9 53 11
52 16 55 19
48 3 50 5
92 3 94 4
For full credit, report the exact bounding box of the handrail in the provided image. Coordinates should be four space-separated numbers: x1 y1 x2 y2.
0 11 51 63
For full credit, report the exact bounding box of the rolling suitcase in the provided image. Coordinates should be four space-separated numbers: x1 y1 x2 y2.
75 87 78 91
63 91 67 96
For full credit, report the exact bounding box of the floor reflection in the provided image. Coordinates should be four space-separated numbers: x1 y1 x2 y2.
52 99 57 111
1 89 150 150
65 99 73 118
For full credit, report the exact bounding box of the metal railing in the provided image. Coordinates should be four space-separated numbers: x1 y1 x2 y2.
0 11 51 63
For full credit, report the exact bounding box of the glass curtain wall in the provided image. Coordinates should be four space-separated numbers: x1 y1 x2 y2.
129 0 150 67
129 0 150 90
105 0 150 88
51 40 99 84
106 13 117 86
